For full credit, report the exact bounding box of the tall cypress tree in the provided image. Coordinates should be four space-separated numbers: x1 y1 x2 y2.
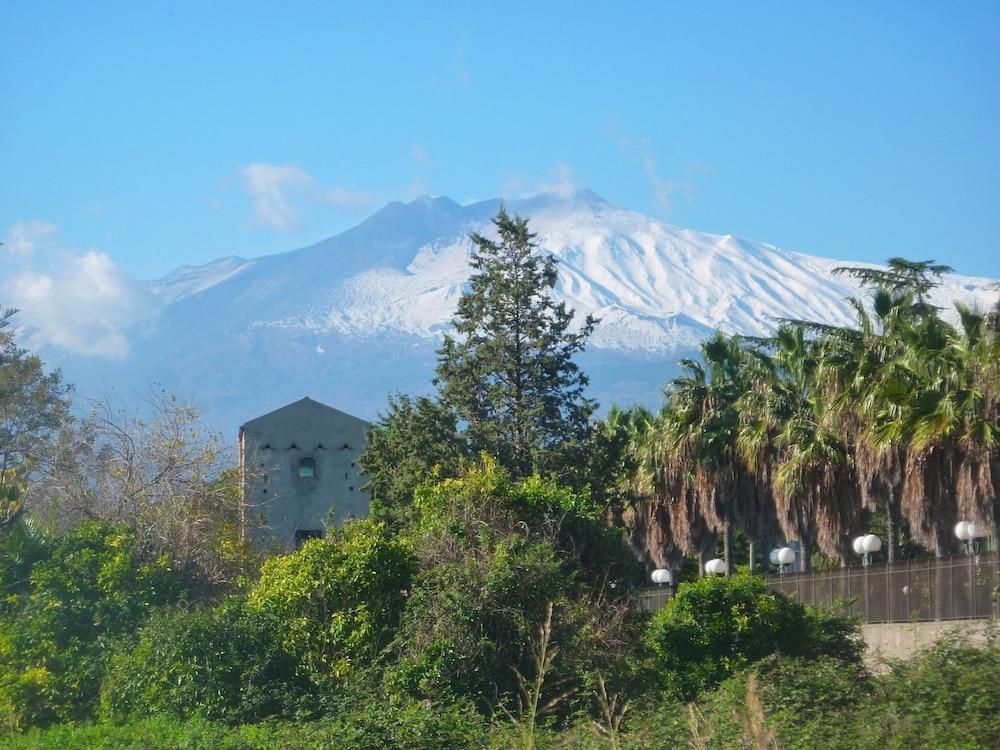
435 206 597 479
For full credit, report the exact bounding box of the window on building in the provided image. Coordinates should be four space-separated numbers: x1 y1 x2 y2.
294 529 323 548
298 457 316 478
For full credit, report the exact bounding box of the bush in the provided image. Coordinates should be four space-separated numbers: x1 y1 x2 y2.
246 518 415 681
387 536 569 707
391 462 644 713
644 574 861 700
0 522 186 729
856 636 1000 749
100 598 312 723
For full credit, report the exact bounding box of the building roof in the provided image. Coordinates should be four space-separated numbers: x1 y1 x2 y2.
239 396 371 432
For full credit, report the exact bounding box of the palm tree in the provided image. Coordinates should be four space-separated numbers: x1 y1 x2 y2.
821 288 917 562
738 326 858 570
870 305 999 554
653 334 776 575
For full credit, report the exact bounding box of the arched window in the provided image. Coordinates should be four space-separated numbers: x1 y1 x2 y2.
298 457 316 479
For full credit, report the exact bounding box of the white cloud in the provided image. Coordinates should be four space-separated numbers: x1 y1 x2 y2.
240 163 371 231
2 222 158 360
3 220 57 257
608 120 705 214
241 164 313 231
501 162 579 200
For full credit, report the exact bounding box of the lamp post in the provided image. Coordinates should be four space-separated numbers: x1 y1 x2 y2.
776 546 795 574
852 534 882 568
954 521 979 618
853 533 881 622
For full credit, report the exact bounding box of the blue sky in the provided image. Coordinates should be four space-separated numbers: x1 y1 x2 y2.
2 1 999 282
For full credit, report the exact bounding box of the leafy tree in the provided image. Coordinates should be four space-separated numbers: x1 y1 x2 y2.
435 207 597 481
0 307 71 530
359 393 468 520
0 522 186 729
833 257 953 317
32 389 248 588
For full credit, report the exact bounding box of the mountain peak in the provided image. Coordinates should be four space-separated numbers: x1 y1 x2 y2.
506 187 614 216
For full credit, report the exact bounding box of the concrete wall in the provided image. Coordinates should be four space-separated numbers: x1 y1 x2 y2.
240 397 370 550
862 619 994 668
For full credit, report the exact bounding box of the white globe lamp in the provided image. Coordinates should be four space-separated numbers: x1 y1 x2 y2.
862 534 882 554
954 521 976 542
705 558 726 575
651 568 673 586
852 536 866 556
777 547 795 566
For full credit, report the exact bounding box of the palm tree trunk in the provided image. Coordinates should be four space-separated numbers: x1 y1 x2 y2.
884 494 899 563
723 521 734 576
698 549 708 577
934 543 946 621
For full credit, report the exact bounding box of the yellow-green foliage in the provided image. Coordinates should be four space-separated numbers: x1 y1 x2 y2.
247 518 415 679
0 522 185 730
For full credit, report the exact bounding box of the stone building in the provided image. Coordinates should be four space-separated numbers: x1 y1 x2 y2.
239 397 370 549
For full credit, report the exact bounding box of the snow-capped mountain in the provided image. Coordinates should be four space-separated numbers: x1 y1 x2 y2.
58 190 999 436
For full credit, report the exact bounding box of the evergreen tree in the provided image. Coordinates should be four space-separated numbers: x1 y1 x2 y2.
359 393 468 520
435 206 596 480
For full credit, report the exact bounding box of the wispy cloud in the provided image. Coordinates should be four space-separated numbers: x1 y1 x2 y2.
241 164 312 231
501 162 579 200
607 119 707 214
1 222 158 359
431 33 472 90
448 34 471 87
2 220 57 257
240 163 370 232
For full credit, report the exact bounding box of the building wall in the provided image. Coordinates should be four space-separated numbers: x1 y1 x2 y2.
240 397 370 550
862 619 993 669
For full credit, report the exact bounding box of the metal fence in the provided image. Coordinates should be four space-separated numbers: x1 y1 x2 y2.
767 552 999 623
634 552 1000 623
636 585 673 613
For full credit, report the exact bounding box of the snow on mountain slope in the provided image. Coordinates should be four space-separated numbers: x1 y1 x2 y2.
51 189 995 434
147 256 253 304
150 189 997 354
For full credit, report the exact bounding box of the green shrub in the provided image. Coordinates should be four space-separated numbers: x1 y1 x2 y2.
644 574 861 700
0 522 186 730
246 518 415 681
100 598 312 723
388 536 568 707
856 636 1000 749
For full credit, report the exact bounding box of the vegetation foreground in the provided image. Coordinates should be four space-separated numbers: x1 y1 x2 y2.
0 209 997 748
4 635 999 749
